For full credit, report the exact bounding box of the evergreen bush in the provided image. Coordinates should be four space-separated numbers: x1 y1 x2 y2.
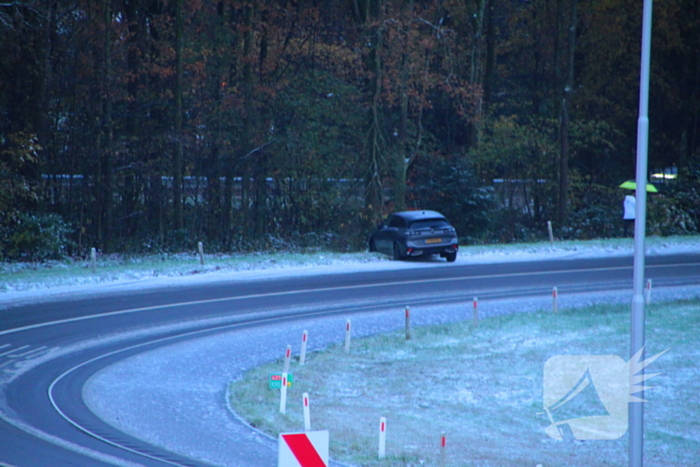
1 212 71 261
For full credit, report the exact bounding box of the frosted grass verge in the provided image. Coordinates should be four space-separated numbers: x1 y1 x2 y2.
2 235 699 291
0 250 384 293
462 235 700 259
1 235 699 306
229 298 700 467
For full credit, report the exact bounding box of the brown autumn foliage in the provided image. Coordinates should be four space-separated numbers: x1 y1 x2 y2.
0 0 698 257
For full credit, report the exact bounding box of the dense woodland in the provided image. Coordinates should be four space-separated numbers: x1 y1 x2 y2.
1 0 699 260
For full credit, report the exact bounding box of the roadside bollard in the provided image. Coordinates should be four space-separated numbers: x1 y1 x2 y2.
300 330 308 365
378 417 386 459
344 319 352 353
279 373 288 414
439 433 446 467
283 345 292 374
405 306 411 340
644 279 652 305
303 393 311 431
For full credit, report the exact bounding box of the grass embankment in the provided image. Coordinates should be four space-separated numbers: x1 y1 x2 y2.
0 250 379 292
2 235 700 293
229 299 700 467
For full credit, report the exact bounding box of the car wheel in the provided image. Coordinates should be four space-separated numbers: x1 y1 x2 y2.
445 251 457 262
369 238 376 252
392 242 403 261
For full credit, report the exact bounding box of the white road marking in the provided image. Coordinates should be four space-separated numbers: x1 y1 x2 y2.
2 262 698 338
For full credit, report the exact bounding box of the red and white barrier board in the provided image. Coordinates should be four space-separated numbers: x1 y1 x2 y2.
278 430 329 467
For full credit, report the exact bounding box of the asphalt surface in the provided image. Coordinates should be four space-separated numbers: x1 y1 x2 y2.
0 254 698 466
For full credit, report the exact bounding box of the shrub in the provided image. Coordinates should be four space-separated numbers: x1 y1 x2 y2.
1 212 72 261
652 163 700 235
409 154 495 244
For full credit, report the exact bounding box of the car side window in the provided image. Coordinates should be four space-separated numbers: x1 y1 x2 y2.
388 216 405 228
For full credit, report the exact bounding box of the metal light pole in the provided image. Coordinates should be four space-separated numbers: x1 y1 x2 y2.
630 0 653 465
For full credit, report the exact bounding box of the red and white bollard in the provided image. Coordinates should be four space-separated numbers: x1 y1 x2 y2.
279 373 288 414
472 298 479 327
439 432 446 467
344 319 352 353
405 306 411 340
644 279 652 305
283 344 292 374
303 392 311 431
378 417 386 459
552 287 559 314
300 330 308 366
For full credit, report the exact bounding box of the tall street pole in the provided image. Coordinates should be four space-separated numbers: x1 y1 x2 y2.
630 0 653 465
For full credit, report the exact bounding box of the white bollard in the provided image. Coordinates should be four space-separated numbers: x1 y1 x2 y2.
300 330 308 366
90 247 97 273
283 345 292 374
439 432 446 467
198 241 205 265
552 287 559 314
405 306 411 340
644 279 652 305
344 319 352 353
472 298 479 327
279 373 288 414
378 417 386 459
547 221 555 244
303 392 311 431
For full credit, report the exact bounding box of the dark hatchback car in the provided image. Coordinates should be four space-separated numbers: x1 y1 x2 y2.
368 210 459 262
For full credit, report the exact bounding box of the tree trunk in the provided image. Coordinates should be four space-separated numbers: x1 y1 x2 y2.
253 16 269 237
241 3 254 238
173 0 185 232
367 21 384 223
102 0 114 252
394 47 409 212
482 0 496 110
559 0 576 223
468 0 487 147
361 0 384 224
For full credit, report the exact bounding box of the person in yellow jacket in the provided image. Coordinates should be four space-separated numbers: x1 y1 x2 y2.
623 195 635 237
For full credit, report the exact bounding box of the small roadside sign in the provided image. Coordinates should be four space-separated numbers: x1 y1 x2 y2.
278 430 329 467
269 372 294 389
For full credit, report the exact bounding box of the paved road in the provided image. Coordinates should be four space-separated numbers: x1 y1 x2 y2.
0 255 698 466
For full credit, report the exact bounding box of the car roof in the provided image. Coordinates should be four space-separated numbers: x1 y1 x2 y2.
392 210 446 221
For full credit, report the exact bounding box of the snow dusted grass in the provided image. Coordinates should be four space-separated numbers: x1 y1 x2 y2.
2 235 699 296
461 235 700 263
0 250 384 293
229 299 700 467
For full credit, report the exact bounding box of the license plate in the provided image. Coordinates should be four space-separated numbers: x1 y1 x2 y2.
425 238 442 244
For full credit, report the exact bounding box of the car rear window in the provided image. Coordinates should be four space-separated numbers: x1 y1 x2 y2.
388 216 406 228
410 218 450 229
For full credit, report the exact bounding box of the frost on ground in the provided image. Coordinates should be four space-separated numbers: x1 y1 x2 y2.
2 235 700 306
230 299 700 467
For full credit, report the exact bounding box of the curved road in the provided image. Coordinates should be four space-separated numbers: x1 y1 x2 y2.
0 254 698 466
